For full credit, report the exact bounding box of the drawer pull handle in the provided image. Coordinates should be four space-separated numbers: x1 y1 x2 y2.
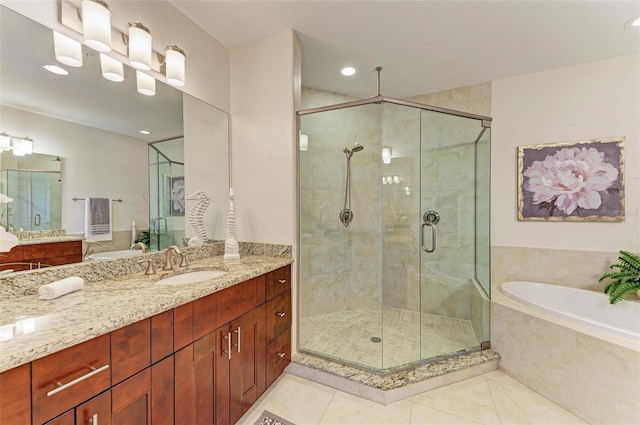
88 413 98 424
277 352 286 359
47 364 109 397
276 312 286 318
223 332 231 360
278 279 286 284
234 327 241 353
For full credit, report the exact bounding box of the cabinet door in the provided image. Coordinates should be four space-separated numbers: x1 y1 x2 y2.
151 356 174 425
175 332 216 425
111 368 151 425
228 305 266 424
0 363 31 425
76 391 111 425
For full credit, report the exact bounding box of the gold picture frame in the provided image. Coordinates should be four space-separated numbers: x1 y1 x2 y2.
517 137 625 222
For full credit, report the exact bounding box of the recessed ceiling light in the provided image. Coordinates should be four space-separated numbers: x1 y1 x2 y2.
341 66 357 77
624 16 640 29
139 130 151 135
42 64 69 75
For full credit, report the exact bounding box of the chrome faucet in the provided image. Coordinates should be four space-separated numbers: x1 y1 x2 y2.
162 245 182 271
131 242 147 253
84 241 103 260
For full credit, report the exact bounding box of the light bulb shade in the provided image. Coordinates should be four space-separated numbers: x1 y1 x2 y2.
20 138 33 155
165 45 186 87
128 23 152 71
0 134 10 151
299 133 308 151
81 0 112 52
136 71 155 96
53 31 83 67
382 146 392 164
100 53 124 82
11 139 25 156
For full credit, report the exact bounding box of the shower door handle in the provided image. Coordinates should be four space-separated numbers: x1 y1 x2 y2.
421 210 439 253
421 222 436 253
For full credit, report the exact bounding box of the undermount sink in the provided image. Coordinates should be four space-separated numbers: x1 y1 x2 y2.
155 269 227 286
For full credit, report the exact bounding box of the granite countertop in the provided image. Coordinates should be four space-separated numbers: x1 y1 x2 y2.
17 235 84 245
0 253 293 372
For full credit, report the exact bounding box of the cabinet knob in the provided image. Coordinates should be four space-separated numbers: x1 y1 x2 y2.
277 352 286 359
278 279 286 284
276 312 286 318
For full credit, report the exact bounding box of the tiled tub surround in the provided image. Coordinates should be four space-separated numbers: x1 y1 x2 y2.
0 241 292 372
491 246 640 425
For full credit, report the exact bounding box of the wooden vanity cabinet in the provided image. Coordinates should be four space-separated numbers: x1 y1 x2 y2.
0 240 82 271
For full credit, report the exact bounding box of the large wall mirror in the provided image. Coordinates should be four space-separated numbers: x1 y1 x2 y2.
0 5 230 260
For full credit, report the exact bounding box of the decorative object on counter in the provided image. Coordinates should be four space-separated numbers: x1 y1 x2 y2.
0 194 18 252
84 198 113 242
518 137 624 221
600 250 640 304
38 276 84 300
185 190 210 247
224 188 240 260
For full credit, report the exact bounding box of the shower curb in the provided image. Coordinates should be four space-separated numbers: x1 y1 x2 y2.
286 350 501 405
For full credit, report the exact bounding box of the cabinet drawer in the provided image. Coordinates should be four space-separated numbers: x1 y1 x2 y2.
32 334 111 424
266 265 291 300
111 319 151 385
266 328 291 387
44 241 82 257
23 244 45 260
216 276 264 327
265 290 291 342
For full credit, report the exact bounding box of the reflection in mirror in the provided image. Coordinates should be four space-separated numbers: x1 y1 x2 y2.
0 152 62 231
0 5 229 268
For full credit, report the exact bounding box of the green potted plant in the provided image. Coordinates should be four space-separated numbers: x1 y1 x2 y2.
599 250 640 304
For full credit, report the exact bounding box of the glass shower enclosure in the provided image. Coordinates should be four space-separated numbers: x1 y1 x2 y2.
298 96 491 373
148 137 185 252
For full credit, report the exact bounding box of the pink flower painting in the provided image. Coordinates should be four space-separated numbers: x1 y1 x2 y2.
518 139 624 221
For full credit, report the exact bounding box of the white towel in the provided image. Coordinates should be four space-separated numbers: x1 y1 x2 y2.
85 198 112 242
38 276 84 300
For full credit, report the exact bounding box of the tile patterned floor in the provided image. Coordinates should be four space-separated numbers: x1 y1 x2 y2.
238 371 588 425
300 307 479 371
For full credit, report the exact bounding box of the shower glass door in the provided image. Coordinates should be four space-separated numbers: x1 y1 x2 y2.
419 111 490 361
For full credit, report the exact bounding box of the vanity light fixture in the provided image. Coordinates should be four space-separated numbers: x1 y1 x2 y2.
136 71 156 96
100 53 124 82
0 133 10 151
382 146 392 164
341 66 357 77
42 64 69 76
53 31 83 67
165 45 186 87
128 23 153 71
81 0 112 52
299 132 309 151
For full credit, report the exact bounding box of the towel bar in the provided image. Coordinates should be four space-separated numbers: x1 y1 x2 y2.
73 197 123 202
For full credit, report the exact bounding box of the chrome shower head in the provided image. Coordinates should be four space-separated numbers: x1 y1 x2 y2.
352 143 364 153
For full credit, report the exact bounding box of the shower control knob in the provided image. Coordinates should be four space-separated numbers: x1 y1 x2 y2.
423 210 440 225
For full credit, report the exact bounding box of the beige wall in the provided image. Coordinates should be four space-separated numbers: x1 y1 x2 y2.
492 54 640 253
230 29 299 245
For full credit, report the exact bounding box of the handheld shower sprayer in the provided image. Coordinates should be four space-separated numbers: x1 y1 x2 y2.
340 143 365 227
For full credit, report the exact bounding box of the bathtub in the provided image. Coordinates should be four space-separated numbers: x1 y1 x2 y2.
495 281 640 424
501 281 640 344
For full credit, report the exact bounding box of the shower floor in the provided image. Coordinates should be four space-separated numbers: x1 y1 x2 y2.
299 307 479 372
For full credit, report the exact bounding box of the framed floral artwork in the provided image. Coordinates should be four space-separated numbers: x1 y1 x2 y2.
170 176 185 216
517 137 625 221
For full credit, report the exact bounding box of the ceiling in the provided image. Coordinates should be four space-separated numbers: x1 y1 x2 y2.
170 0 640 99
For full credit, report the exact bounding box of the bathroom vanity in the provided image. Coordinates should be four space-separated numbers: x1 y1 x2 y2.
0 238 83 272
0 251 292 425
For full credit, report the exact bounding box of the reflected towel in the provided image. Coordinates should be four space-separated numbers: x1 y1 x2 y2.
38 276 84 300
85 198 112 242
